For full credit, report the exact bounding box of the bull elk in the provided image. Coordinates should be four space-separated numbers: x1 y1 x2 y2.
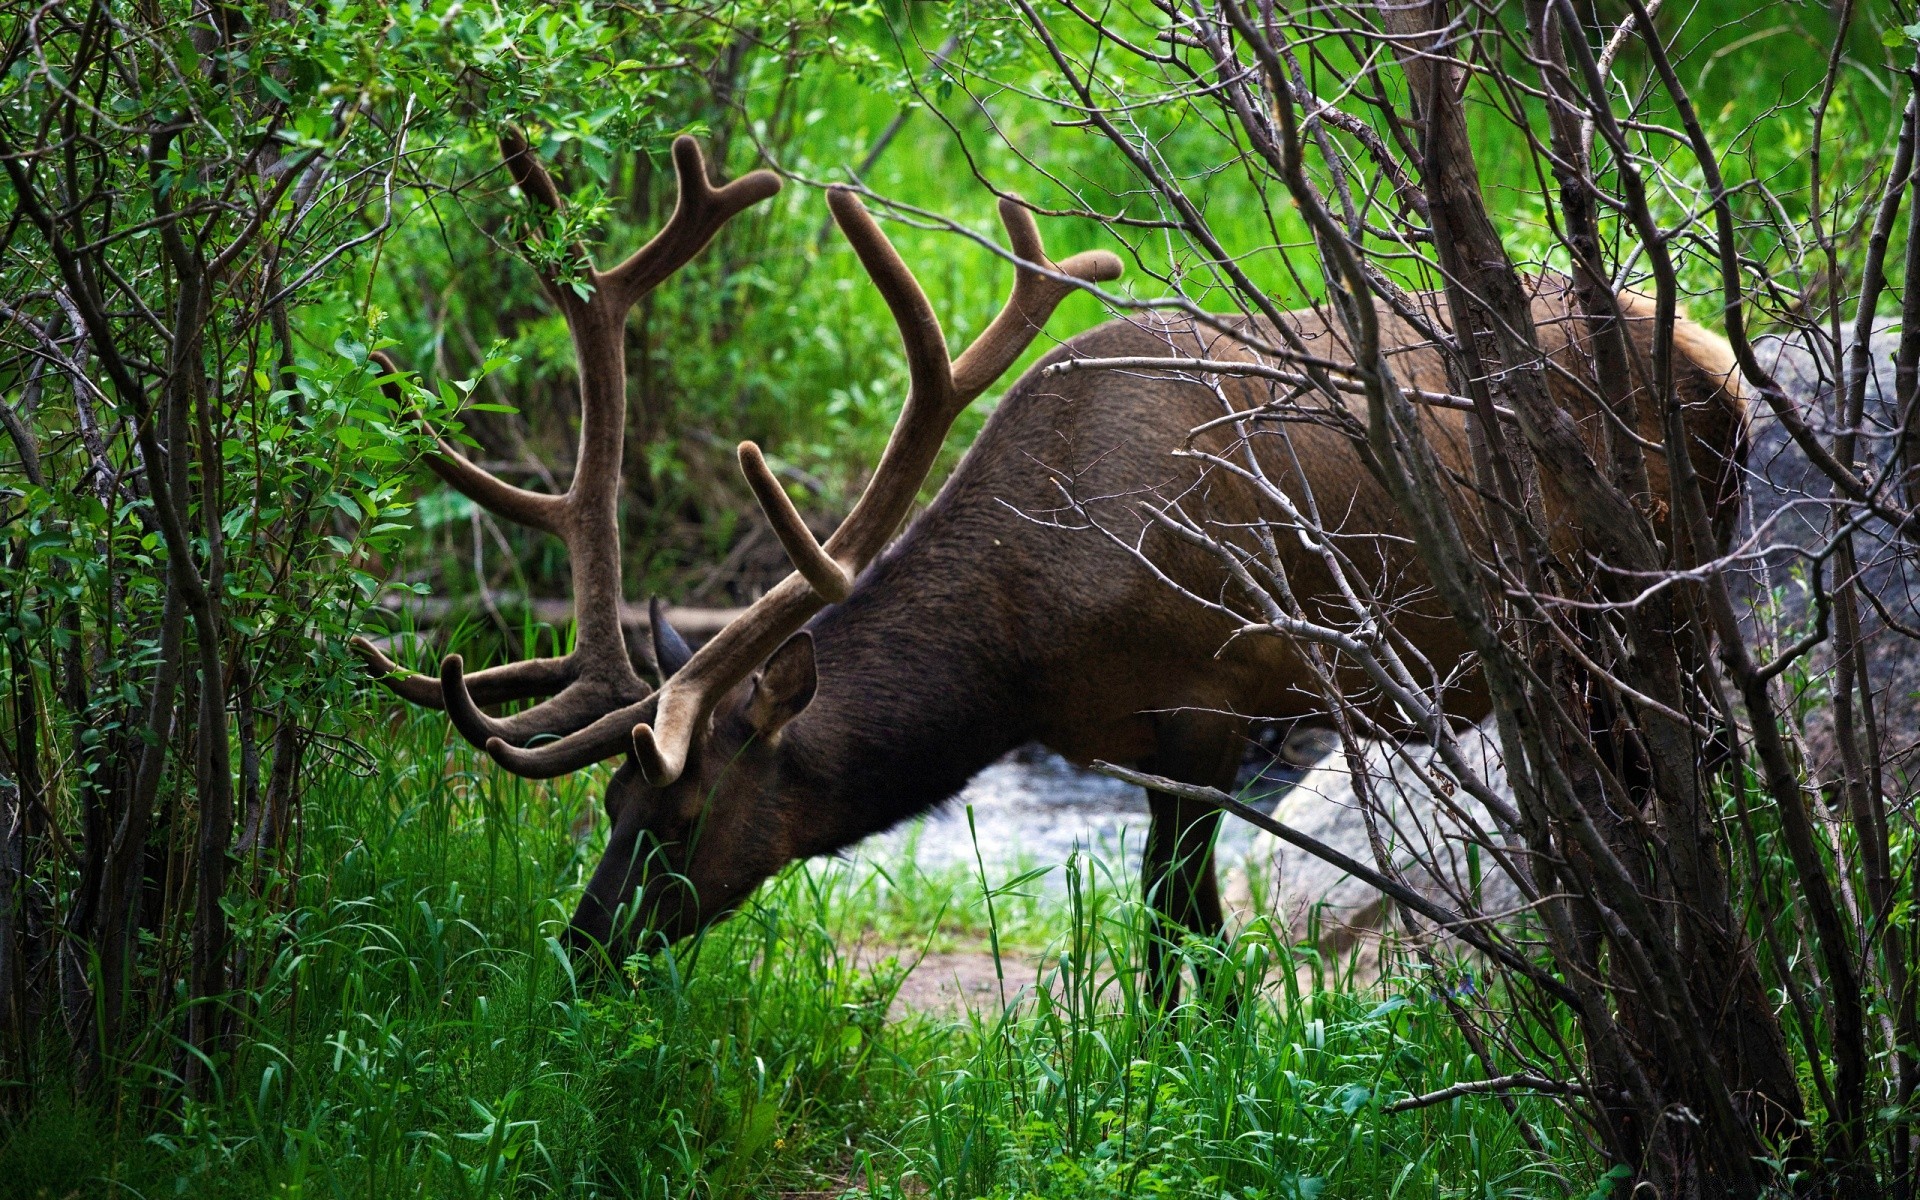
356 132 1747 997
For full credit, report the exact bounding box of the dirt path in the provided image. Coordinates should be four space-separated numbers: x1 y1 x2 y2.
848 944 1049 1018
883 950 1018 1016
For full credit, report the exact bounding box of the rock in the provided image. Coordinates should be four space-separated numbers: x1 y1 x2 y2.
1739 331 1920 769
1225 719 1522 985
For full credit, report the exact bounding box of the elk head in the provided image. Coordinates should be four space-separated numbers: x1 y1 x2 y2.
355 135 1120 968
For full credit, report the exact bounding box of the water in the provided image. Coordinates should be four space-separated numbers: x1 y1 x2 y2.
860 746 1303 889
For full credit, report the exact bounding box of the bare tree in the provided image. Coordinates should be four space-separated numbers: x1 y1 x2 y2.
898 0 1920 1192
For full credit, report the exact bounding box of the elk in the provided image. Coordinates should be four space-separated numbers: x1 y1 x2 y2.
356 132 1748 998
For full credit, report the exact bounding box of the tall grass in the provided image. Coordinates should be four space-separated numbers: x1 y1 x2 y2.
3 701 1586 1198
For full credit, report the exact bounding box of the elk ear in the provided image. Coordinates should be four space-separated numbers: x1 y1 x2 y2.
744 632 816 741
650 597 693 680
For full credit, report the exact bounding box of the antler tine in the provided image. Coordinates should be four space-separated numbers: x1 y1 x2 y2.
350 636 453 708
951 198 1123 400
482 696 657 779
602 136 782 308
499 125 566 212
371 351 565 534
737 442 853 602
825 187 957 416
630 190 1123 785
438 654 626 748
497 125 586 306
350 636 576 710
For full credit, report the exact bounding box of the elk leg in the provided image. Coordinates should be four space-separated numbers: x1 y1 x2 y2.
1140 715 1244 1010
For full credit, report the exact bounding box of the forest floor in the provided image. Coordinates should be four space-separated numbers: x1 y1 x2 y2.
1 710 1591 1199
862 948 1010 1018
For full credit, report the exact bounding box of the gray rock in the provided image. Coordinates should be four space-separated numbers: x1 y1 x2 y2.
1739 331 1920 765
1225 719 1523 983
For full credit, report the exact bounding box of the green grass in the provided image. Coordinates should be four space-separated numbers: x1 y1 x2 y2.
3 703 1588 1199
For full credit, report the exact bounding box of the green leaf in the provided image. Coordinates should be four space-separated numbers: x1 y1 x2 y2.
1335 1084 1371 1115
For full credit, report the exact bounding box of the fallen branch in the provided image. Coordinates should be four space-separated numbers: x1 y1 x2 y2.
367 591 742 643
1383 1072 1610 1113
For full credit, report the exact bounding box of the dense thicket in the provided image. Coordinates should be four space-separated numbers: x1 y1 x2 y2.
936 1 1909 1193
2 0 1915 1195
0 0 887 1097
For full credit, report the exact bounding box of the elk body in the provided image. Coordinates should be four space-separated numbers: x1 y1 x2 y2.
573 288 1745 982
357 133 1746 991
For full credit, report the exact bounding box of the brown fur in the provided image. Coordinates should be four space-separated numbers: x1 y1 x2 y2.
570 280 1749 988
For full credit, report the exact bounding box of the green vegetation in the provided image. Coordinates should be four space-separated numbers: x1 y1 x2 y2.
369 0 1891 608
2 706 1575 1199
4 0 1912 1194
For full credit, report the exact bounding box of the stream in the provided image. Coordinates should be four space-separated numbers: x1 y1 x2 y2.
859 746 1306 891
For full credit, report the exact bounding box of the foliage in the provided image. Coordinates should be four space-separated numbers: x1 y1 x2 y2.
2 0 1912 1193
0 706 1578 1198
0 0 468 1088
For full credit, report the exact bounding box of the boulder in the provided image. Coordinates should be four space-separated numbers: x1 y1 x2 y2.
1225 719 1523 985
1739 331 1920 769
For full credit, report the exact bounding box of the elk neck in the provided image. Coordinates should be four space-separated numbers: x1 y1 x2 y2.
770 525 1037 859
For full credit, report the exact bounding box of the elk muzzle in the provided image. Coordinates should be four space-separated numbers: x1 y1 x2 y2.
563 758 777 975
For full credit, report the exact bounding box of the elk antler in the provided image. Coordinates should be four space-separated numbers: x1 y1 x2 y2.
499 192 1115 785
352 132 780 758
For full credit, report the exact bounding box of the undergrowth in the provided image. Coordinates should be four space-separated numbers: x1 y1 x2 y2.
4 705 1586 1199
